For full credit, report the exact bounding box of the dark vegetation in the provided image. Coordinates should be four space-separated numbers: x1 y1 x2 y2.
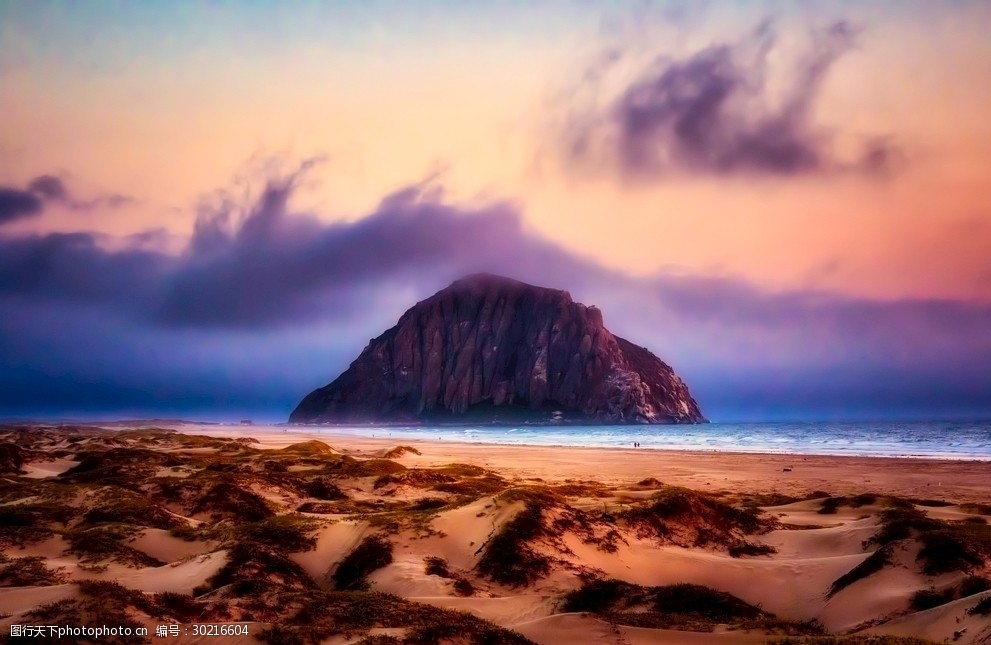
371 463 509 504
81 487 184 530
277 440 337 456
423 556 475 596
409 497 449 511
739 492 802 508
548 480 613 498
0 555 68 586
432 475 508 497
817 494 885 515
910 499 954 507
969 594 991 616
909 586 956 611
0 476 77 504
0 499 76 546
61 447 183 491
230 514 322 552
22 580 204 644
154 591 208 623
332 535 394 590
473 484 786 586
323 455 408 478
728 542 777 557
296 498 408 515
190 480 275 521
474 486 622 585
453 578 476 597
960 574 991 596
476 500 553 587
383 445 421 458
616 486 775 554
256 590 535 645
865 506 991 575
203 540 318 596
560 579 822 634
917 529 986 574
375 469 456 489
828 545 893 597
433 463 489 477
64 525 165 568
907 575 991 611
961 503 991 516
472 485 781 589
0 442 25 474
829 502 991 596
767 638 938 645
424 556 449 577
302 476 347 500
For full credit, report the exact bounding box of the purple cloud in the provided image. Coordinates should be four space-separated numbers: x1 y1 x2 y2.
0 188 43 225
0 174 134 225
29 173 134 211
27 175 69 201
0 165 987 420
560 21 899 180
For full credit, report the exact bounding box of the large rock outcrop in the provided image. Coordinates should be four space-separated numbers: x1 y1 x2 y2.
290 274 705 425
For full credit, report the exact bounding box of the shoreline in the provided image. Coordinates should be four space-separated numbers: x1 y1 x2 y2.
198 422 991 463
11 417 991 461
177 423 991 504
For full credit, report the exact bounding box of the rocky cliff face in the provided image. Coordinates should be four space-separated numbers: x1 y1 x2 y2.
290 274 705 425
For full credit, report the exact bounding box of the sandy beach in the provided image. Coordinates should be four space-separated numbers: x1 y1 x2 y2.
193 425 991 504
2 423 990 644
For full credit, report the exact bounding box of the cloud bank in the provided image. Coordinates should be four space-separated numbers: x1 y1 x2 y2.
1 164 988 421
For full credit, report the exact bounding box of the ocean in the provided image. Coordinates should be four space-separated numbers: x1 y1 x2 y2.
296 419 991 461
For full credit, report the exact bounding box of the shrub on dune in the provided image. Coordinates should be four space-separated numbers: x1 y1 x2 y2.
560 579 822 634
332 535 394 591
476 502 552 587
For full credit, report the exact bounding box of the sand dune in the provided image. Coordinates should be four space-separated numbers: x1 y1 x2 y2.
95 551 228 594
21 458 78 479
290 519 368 581
128 529 216 563
2 422 990 644
0 584 77 615
513 614 774 645
868 589 991 645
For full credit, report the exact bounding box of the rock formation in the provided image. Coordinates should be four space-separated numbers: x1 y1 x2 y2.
290 274 705 425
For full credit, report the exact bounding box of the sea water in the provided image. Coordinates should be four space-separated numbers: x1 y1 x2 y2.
296 419 991 460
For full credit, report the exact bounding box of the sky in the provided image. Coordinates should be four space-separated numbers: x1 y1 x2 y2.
1 0 990 422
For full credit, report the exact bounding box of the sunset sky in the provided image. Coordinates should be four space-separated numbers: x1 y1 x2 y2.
2 0 990 421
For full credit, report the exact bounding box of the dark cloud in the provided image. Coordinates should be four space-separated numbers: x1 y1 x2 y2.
561 21 899 179
27 175 69 201
74 192 135 210
0 165 575 328
0 232 167 304
0 188 43 224
0 166 988 420
1 174 134 224
26 173 134 211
